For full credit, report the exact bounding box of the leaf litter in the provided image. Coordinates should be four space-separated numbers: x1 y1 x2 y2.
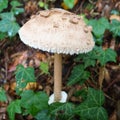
0 0 120 120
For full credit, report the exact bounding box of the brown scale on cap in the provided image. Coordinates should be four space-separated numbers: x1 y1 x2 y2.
39 10 50 17
84 26 93 33
69 17 79 24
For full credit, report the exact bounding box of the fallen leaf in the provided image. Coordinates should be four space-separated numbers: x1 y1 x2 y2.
109 38 116 50
109 110 116 120
9 81 41 92
110 14 120 21
98 66 105 89
104 67 111 83
44 86 52 95
25 1 38 15
33 52 47 67
8 51 28 72
25 82 40 90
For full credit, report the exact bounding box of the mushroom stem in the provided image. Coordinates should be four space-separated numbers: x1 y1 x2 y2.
54 53 62 102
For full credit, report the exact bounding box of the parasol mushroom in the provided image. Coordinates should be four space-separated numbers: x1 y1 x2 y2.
18 8 95 104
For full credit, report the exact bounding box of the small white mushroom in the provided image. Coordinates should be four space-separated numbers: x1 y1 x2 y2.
18 8 95 104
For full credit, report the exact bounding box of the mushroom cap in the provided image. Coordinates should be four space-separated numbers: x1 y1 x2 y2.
19 8 94 55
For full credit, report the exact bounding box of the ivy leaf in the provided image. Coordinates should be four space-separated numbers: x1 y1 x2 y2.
15 65 35 92
63 0 74 9
0 12 20 37
0 32 7 40
10 0 22 7
109 19 120 37
74 88 87 101
94 47 117 66
0 87 7 102
35 110 52 120
68 65 90 85
7 100 22 120
50 102 75 119
75 50 97 68
11 8 24 15
94 35 103 45
40 62 50 75
88 17 109 38
0 0 8 12
75 46 117 67
7 21 20 36
0 20 20 36
0 12 16 21
75 88 108 120
20 90 48 116
10 1 24 15
111 10 119 15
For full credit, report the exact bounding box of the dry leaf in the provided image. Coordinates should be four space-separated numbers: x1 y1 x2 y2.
44 86 52 95
9 81 40 91
8 51 28 72
10 82 16 91
25 82 39 90
96 0 103 12
110 39 116 50
110 14 120 21
98 66 105 89
104 68 111 83
25 1 38 15
109 110 117 120
33 52 47 67
116 100 120 119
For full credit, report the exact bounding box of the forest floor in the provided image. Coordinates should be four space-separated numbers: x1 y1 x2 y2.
0 0 120 120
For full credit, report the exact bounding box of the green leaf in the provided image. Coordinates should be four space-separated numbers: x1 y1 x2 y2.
75 50 97 68
15 65 35 91
0 12 20 36
94 35 104 45
111 10 119 15
10 1 24 15
86 88 105 105
88 17 109 38
38 1 45 8
68 65 90 85
10 0 22 7
0 32 7 40
0 12 16 21
94 47 117 66
35 110 52 120
109 19 120 37
7 22 20 36
40 62 49 75
11 8 24 15
7 100 22 120
0 0 8 12
63 0 74 9
50 102 75 120
75 46 117 67
0 87 7 102
20 90 48 116
0 20 20 36
74 88 87 100
75 88 108 120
